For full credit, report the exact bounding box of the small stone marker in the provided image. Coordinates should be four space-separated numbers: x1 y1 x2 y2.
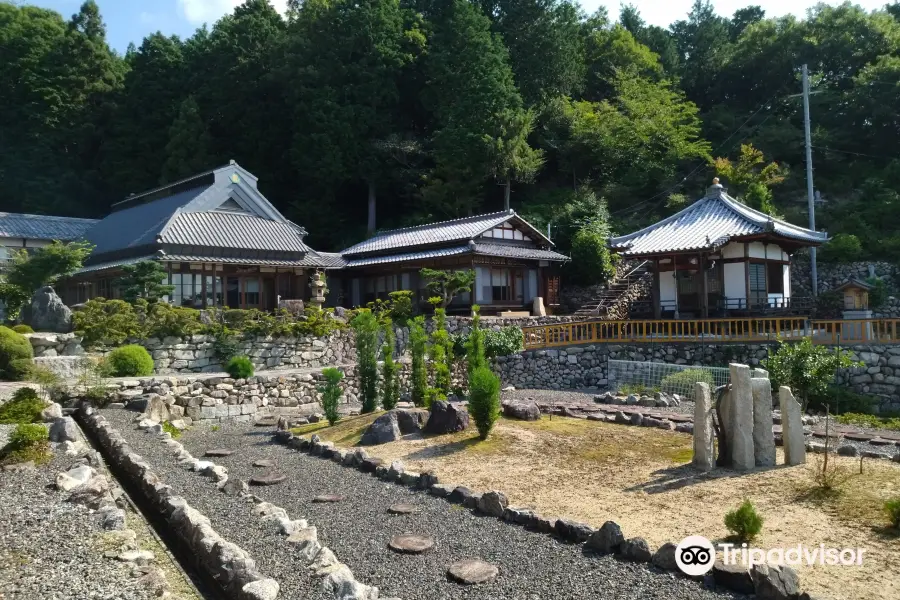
447 559 498 585
249 472 287 486
253 459 276 468
780 386 807 466
312 494 344 503
693 382 715 471
388 534 434 554
387 503 419 515
204 449 234 457
729 363 755 471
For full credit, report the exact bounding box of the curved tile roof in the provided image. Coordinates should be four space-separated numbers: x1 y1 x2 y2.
160 212 310 253
608 187 827 256
0 212 98 241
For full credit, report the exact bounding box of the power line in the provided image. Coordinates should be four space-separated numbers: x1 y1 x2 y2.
811 145 894 160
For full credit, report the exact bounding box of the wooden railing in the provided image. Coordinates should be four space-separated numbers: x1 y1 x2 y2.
521 317 900 349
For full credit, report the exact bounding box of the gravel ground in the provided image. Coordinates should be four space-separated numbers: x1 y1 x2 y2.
0 449 161 600
102 408 748 600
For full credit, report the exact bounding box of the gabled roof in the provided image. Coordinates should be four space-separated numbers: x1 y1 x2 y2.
0 212 98 241
608 184 828 256
82 162 311 264
341 210 553 257
834 278 874 292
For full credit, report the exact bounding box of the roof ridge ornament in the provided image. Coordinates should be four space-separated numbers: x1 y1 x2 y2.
706 177 724 199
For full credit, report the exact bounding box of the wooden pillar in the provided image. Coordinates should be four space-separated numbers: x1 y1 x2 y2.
700 252 708 318
652 260 661 319
166 262 173 305
672 254 679 317
212 264 218 308
744 242 750 310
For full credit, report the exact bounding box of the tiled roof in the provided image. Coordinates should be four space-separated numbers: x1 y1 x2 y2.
608 187 828 256
160 212 311 253
344 246 471 268
162 254 329 267
312 252 348 268
341 210 552 256
75 255 159 274
473 243 568 262
0 212 98 241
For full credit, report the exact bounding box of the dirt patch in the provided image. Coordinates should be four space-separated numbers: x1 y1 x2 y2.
316 414 900 600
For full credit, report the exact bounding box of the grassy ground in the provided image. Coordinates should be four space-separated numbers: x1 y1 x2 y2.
300 413 900 600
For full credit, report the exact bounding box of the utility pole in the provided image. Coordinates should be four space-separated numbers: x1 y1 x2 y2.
802 64 818 297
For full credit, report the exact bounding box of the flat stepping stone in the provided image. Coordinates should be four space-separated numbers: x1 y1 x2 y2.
253 459 276 468
388 534 434 554
204 449 234 457
843 432 875 442
387 503 419 515
447 559 498 584
869 438 894 446
249 473 287 486
312 494 345 503
255 417 277 427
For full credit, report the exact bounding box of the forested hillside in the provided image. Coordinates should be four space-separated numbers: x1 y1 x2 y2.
2 0 898 262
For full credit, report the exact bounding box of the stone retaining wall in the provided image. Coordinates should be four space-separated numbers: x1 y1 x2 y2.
492 342 900 414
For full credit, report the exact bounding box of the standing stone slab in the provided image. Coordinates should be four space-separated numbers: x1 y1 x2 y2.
751 378 776 467
729 363 755 471
780 386 807 466
693 382 715 471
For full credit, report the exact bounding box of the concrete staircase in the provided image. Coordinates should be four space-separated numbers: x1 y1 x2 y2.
572 260 652 319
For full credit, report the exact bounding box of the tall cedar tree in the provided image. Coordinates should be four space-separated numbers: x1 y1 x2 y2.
160 96 213 184
428 307 452 403
351 310 380 413
380 320 400 410
409 316 429 406
466 305 487 380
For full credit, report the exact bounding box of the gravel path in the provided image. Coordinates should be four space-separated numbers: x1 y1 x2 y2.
102 408 748 600
0 450 162 600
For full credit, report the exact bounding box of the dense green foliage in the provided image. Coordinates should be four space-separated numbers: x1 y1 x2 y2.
106 344 154 377
381 321 400 410
0 326 34 381
660 368 714 395
819 233 863 263
837 412 900 430
814 387 875 416
368 291 414 326
885 498 900 530
483 326 525 358
465 306 487 379
73 298 345 347
0 241 93 318
724 500 764 543
351 310 379 413
319 367 345 426
1 423 50 466
0 388 44 424
409 316 428 407
468 365 501 440
5 0 900 264
116 261 175 303
12 325 33 334
225 355 255 379
764 338 860 411
420 269 476 308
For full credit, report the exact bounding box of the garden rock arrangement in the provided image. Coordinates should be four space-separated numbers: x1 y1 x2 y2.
360 408 428 445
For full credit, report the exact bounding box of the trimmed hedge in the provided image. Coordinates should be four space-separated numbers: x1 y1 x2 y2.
0 326 33 381
12 324 33 334
107 344 154 377
0 387 44 424
225 355 254 379
469 365 501 440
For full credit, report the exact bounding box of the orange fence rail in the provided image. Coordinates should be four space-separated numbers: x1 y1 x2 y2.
521 317 900 350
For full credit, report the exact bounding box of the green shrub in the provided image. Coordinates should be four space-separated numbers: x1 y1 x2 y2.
885 498 900 529
351 310 379 413
660 369 714 395
409 316 428 407
225 355 254 379
73 299 142 347
0 387 44 424
483 326 524 358
12 324 33 334
8 423 48 449
836 412 900 431
819 233 863 263
724 500 764 543
0 326 34 381
144 301 203 338
867 276 888 309
106 344 154 377
161 421 182 438
319 367 344 426
812 387 874 416
764 338 860 411
468 365 501 440
566 226 615 285
381 321 399 410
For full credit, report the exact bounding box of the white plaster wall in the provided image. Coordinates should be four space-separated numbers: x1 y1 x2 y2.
764 244 786 260
748 242 767 258
724 263 746 303
659 271 676 304
783 264 791 298
722 242 744 259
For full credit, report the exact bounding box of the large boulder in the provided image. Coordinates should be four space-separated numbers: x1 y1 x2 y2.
49 417 78 443
23 286 72 333
424 401 469 434
502 399 541 421
395 408 429 434
144 394 171 423
359 412 401 446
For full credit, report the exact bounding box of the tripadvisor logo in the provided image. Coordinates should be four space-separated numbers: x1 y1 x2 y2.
675 536 716 576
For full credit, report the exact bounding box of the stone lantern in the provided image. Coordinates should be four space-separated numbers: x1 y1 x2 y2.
309 271 327 308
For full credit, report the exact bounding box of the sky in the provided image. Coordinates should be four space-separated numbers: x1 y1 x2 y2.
25 0 890 53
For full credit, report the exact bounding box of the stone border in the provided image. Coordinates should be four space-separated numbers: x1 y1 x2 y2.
272 427 823 600
77 404 280 600
131 414 392 600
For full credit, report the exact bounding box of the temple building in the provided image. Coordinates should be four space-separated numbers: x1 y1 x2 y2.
608 180 827 318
